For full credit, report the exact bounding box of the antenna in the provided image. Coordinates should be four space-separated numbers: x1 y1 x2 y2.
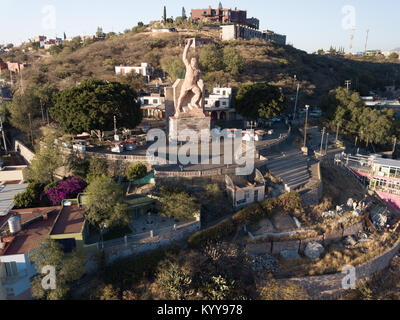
364 29 370 53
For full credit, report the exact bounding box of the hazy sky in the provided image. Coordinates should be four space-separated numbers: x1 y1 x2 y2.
1 0 398 53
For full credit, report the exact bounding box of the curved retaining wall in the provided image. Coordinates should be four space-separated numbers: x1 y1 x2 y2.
278 235 400 300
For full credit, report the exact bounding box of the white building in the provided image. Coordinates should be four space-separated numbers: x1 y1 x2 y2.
140 94 166 119
225 170 266 208
204 87 237 121
115 63 154 78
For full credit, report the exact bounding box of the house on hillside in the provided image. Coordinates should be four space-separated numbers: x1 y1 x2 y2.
115 63 154 77
140 93 166 120
225 169 266 208
204 87 237 121
0 198 88 300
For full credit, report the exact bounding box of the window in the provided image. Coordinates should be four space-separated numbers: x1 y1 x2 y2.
153 99 158 104
222 101 227 106
215 101 220 108
143 99 149 105
254 190 259 202
4 262 17 277
245 191 250 199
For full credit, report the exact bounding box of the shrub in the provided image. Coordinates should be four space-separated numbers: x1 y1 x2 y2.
277 191 303 214
14 182 46 209
232 203 266 226
126 163 147 182
44 177 87 205
103 245 181 289
187 219 236 249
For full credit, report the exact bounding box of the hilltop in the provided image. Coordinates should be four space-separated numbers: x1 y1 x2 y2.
3 27 400 106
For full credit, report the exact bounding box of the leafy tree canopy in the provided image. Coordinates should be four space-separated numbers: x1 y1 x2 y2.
126 162 148 182
50 79 142 138
233 82 285 119
85 175 129 230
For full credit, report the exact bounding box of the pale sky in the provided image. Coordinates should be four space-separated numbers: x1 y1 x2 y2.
1 0 399 53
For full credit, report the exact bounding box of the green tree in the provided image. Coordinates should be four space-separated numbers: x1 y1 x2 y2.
199 44 223 72
29 239 85 300
117 72 146 92
50 79 142 140
8 86 41 136
223 46 244 78
126 163 148 182
163 6 167 24
24 135 63 184
389 52 399 60
85 175 129 231
160 187 200 221
233 82 285 119
160 56 185 82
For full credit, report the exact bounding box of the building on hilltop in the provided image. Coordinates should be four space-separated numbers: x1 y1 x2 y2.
221 24 286 45
191 5 259 28
115 63 154 81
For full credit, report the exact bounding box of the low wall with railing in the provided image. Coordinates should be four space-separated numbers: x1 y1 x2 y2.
84 220 201 271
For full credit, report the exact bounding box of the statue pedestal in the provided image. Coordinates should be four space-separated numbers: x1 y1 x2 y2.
169 116 211 142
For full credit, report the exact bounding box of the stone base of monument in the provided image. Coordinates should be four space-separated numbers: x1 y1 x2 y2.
169 116 211 142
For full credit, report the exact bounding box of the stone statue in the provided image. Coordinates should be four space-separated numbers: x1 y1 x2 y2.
174 39 205 117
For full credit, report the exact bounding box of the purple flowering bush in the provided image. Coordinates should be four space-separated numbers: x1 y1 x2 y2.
45 177 88 205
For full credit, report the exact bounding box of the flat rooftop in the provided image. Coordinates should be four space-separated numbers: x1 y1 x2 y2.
50 205 85 235
1 210 59 256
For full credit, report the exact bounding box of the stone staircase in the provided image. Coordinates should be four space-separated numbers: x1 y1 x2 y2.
264 148 311 191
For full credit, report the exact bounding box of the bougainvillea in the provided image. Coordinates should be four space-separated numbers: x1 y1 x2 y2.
44 177 87 205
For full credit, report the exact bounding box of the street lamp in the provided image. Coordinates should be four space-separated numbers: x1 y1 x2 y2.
293 75 300 121
303 105 310 148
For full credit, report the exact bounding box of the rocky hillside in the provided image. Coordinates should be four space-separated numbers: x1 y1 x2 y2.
3 27 400 105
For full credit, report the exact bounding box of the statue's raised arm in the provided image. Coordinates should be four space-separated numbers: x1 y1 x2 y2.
182 39 192 66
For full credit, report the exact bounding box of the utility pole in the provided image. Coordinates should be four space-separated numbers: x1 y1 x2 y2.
303 105 310 148
28 113 34 147
293 83 300 121
46 109 50 126
364 29 370 54
345 80 351 90
325 133 329 155
393 137 397 153
320 127 326 155
336 123 340 144
40 100 45 123
20 69 24 93
0 115 7 154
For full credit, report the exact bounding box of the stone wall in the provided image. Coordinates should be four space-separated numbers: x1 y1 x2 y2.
85 221 201 272
279 235 400 299
14 140 35 164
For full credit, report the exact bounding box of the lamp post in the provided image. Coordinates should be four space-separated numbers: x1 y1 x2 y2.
303 105 310 148
293 75 300 121
325 133 330 155
320 127 326 155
